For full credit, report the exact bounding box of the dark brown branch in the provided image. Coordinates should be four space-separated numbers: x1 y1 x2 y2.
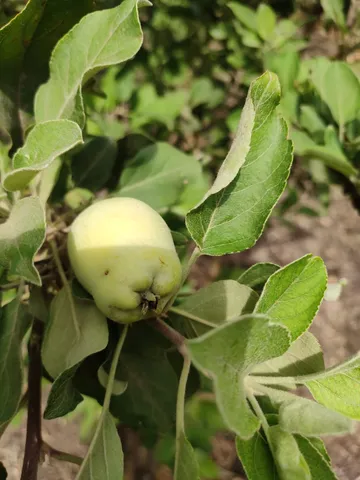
20 319 44 480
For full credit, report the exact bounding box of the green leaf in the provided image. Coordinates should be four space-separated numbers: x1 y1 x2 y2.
0 197 45 285
299 105 326 134
71 136 117 191
174 433 200 480
0 295 31 427
253 331 324 379
117 143 207 213
265 51 299 94
296 435 338 479
42 288 109 379
190 78 224 109
76 411 124 480
38 157 62 206
237 263 279 290
228 3 257 31
187 315 290 439
315 61 360 129
3 120 83 192
279 396 353 437
306 356 360 419
256 4 276 41
0 0 95 147
268 425 311 480
174 280 258 336
255 254 327 341
236 431 279 480
320 0 345 28
186 72 293 256
109 324 179 436
44 364 83 420
35 0 145 124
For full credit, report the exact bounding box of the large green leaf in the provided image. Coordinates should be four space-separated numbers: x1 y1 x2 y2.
255 254 327 341
186 72 293 256
187 315 290 439
0 0 94 147
236 431 279 480
42 288 108 379
3 120 83 191
173 280 258 336
0 197 45 285
76 411 124 480
116 142 207 213
35 0 145 124
0 295 31 427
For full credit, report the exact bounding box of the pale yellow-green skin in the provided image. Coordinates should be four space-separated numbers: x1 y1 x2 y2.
67 197 182 323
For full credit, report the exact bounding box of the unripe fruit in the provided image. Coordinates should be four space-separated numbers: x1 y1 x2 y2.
67 197 182 323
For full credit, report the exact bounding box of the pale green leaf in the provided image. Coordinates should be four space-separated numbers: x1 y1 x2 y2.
279 396 353 437
268 425 311 480
187 315 290 439
38 157 62 206
42 288 108 378
35 0 144 124
174 433 200 480
117 142 207 213
186 72 293 256
256 4 276 41
299 105 326 134
228 3 257 31
296 435 338 479
76 411 124 480
174 280 258 336
255 254 327 341
0 295 31 427
3 120 83 192
265 51 299 94
320 0 345 28
237 263 279 290
236 431 279 480
0 197 45 285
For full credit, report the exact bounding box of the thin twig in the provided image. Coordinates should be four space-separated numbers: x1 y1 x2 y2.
20 319 44 480
42 441 83 466
151 318 187 356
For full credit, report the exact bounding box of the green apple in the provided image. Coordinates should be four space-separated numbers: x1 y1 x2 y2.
67 197 182 323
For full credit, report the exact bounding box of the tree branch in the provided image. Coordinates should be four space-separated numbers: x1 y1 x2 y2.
20 319 44 480
150 318 187 356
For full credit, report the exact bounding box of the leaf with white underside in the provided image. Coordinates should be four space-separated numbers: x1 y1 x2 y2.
76 411 123 480
35 0 145 124
3 120 82 192
0 295 31 427
174 280 258 336
187 315 290 439
255 254 327 341
186 71 293 256
0 197 45 285
42 288 108 379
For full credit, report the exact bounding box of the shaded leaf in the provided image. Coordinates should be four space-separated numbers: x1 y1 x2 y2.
76 411 124 480
42 288 108 378
72 136 117 191
187 315 290 439
44 364 83 420
296 435 338 479
236 431 279 480
35 0 145 124
255 254 327 341
0 295 31 427
3 120 83 192
0 197 45 285
186 72 293 256
0 462 6 480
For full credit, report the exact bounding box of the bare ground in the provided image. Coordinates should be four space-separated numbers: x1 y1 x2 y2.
1 187 360 479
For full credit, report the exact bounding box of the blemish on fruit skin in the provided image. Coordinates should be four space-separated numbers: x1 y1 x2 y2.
104 269 110 276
